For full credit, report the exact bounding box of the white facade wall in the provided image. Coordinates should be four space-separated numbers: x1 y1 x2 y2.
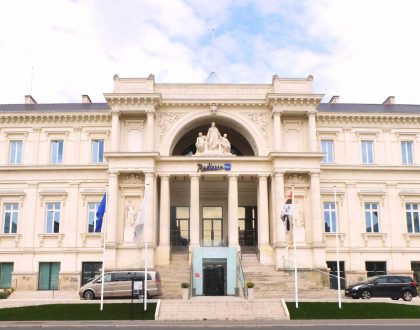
0 75 419 290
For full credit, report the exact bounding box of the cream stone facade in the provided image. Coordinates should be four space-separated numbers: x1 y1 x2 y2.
1 74 420 294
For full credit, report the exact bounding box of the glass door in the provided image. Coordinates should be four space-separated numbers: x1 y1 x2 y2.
39 262 60 290
202 206 223 246
170 207 190 246
0 263 13 288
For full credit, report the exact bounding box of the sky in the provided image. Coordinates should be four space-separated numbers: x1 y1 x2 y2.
1 0 420 104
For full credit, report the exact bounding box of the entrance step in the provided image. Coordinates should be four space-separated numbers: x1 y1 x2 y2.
155 249 190 299
241 253 337 299
157 297 288 321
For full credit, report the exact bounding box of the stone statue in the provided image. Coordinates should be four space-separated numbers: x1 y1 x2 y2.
125 200 137 227
195 132 207 153
221 134 231 154
206 122 221 151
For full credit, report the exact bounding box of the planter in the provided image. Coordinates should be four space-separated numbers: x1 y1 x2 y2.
182 287 189 300
247 287 254 300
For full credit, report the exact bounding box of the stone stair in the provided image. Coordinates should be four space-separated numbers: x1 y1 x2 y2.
156 249 190 299
241 252 337 299
157 297 288 321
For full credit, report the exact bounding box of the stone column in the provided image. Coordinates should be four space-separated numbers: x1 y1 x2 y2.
273 111 282 151
308 110 317 152
146 110 155 152
274 172 287 249
143 172 155 268
111 111 120 152
105 171 119 270
156 174 171 265
189 174 200 249
258 174 272 264
310 171 325 268
228 174 239 249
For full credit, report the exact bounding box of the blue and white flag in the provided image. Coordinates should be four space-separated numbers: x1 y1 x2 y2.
134 187 149 244
95 193 107 232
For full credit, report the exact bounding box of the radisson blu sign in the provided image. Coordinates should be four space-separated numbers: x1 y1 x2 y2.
197 163 232 172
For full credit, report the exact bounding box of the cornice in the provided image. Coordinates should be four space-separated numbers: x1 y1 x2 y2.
0 113 110 124
317 112 420 124
104 93 162 108
159 99 267 108
266 93 324 107
321 164 420 171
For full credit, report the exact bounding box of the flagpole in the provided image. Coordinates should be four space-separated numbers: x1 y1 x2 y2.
292 185 298 309
100 190 108 311
334 186 342 309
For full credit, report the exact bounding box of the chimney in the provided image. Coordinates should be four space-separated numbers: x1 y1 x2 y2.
25 95 37 104
82 95 92 104
383 96 395 105
329 95 339 104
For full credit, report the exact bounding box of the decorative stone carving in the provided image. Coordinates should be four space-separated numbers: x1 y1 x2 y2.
247 112 268 137
194 122 233 156
125 200 137 227
122 173 144 185
159 112 186 139
285 174 309 185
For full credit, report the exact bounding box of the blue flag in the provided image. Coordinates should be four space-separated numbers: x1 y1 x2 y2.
95 193 106 232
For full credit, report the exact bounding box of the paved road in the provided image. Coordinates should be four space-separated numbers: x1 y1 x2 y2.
1 320 420 329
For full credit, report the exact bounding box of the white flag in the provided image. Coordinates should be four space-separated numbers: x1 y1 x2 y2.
134 187 149 244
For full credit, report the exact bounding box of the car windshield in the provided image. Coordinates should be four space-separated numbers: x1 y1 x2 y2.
360 276 381 284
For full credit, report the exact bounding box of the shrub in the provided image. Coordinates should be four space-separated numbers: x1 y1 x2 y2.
0 292 8 299
246 281 255 289
181 282 190 288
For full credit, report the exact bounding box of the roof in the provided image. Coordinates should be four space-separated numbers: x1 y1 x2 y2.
317 103 420 114
1 101 420 115
0 103 109 112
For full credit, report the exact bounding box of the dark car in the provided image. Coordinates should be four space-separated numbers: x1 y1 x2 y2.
345 275 418 301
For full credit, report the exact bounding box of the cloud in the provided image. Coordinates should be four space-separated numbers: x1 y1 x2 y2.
1 0 420 104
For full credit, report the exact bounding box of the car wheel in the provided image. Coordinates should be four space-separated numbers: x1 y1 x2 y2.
361 290 371 299
83 290 95 300
402 290 413 302
391 297 399 300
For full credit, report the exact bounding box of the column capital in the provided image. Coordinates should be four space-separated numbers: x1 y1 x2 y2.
144 171 155 179
158 173 171 179
228 173 239 179
309 170 321 177
146 109 156 116
111 109 120 116
272 110 283 117
307 110 317 117
108 170 119 176
190 173 201 179
274 170 286 176
258 174 269 179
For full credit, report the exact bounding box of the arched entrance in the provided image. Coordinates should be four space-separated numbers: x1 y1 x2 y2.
166 113 261 156
172 122 255 156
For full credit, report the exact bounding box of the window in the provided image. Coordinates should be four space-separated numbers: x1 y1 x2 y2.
9 140 23 164
81 262 102 285
0 263 13 289
323 202 337 233
361 140 374 164
87 202 100 233
401 141 414 165
365 202 380 232
3 203 18 234
238 206 258 246
91 139 104 164
321 140 334 163
50 140 64 164
170 206 190 246
38 262 60 290
45 202 61 233
406 203 420 233
365 261 386 277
